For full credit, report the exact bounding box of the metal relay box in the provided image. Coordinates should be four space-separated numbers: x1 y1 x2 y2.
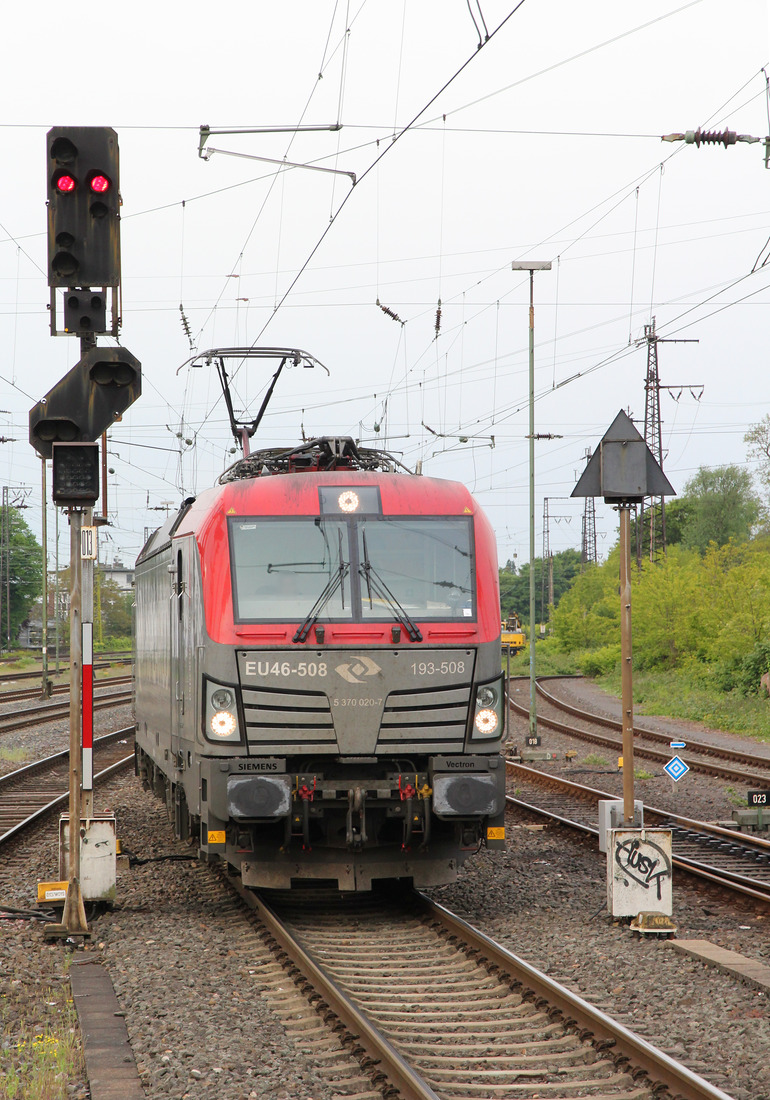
59 813 117 904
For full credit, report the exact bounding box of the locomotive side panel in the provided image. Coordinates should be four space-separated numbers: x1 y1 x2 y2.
134 544 173 755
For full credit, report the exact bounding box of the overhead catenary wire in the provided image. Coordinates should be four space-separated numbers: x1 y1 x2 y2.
4 8 765 569
189 1 530 447
249 1 529 346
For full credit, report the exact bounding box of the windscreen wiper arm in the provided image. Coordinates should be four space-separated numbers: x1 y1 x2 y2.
359 532 422 642
293 532 348 643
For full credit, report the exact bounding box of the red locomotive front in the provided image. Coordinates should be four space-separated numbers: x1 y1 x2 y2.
135 438 506 890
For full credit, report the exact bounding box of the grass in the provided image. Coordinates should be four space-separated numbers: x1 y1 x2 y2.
0 746 31 764
502 639 581 678
0 975 85 1100
634 769 655 780
582 753 609 767
1 654 36 672
595 666 770 744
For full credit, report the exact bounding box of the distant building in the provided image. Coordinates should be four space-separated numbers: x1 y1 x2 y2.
98 562 135 592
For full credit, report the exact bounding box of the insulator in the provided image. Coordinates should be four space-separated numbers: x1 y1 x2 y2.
379 302 403 324
435 301 442 336
686 128 737 148
179 303 194 350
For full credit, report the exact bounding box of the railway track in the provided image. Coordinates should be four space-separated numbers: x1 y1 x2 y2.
506 760 770 904
0 728 135 846
0 717 747 1100
0 687 133 736
226 880 734 1100
509 678 770 786
0 674 132 706
0 655 132 685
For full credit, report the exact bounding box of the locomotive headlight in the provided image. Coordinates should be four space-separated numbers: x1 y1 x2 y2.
338 489 360 512
474 708 499 735
471 675 504 740
211 688 234 710
211 710 238 738
476 684 497 709
204 679 241 743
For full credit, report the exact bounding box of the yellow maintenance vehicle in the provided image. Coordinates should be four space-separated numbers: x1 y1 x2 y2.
501 613 526 653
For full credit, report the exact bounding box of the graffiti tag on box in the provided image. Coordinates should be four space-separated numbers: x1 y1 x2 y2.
607 828 673 918
614 835 672 901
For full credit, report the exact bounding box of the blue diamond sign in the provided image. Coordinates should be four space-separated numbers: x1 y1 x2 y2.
664 755 689 782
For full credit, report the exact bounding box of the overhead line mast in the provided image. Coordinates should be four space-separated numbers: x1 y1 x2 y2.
636 318 700 567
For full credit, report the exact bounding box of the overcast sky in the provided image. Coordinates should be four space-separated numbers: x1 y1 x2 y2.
1 0 769 575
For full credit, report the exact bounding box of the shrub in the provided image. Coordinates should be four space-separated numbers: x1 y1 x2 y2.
577 644 621 678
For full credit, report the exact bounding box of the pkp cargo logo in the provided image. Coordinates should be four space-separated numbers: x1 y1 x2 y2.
335 655 382 684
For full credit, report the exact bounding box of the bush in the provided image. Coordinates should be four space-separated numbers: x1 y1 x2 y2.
95 634 133 653
715 640 770 696
578 644 621 678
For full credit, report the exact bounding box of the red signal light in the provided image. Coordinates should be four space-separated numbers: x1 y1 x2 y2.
89 174 110 194
56 174 77 193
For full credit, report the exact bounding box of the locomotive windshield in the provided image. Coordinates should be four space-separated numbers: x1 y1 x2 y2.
229 515 475 623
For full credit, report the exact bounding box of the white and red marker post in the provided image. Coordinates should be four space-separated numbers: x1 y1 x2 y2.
81 520 97 820
82 620 94 810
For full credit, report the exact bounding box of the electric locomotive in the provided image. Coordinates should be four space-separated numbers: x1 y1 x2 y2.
135 395 505 891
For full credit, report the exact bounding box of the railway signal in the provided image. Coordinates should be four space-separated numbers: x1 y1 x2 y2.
51 443 100 508
573 411 675 828
29 346 141 460
47 126 121 290
63 290 107 335
38 125 138 939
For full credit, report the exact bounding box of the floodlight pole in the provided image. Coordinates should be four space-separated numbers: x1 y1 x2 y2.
512 261 551 739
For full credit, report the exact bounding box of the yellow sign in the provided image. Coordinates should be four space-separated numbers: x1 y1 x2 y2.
207 830 226 845
487 826 505 840
37 881 68 903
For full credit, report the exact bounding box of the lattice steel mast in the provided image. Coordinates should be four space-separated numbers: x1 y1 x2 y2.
636 318 700 566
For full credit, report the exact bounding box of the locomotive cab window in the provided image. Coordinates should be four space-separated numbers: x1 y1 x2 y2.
229 515 475 623
230 518 349 621
357 517 474 620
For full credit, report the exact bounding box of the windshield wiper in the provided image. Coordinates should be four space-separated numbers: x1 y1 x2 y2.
293 531 348 643
359 531 423 642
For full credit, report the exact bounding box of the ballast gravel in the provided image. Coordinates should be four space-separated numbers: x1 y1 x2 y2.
1 678 769 1100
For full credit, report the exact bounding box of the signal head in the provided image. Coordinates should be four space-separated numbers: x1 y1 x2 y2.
55 173 77 193
89 173 111 194
46 126 121 291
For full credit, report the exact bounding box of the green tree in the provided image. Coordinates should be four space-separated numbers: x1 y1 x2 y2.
700 540 770 659
745 414 770 492
499 548 582 627
633 496 693 552
659 497 695 547
679 465 762 553
551 550 620 651
0 507 44 647
98 578 133 639
550 548 582 607
632 545 704 668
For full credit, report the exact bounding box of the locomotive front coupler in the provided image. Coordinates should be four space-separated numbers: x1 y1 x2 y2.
346 786 368 848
